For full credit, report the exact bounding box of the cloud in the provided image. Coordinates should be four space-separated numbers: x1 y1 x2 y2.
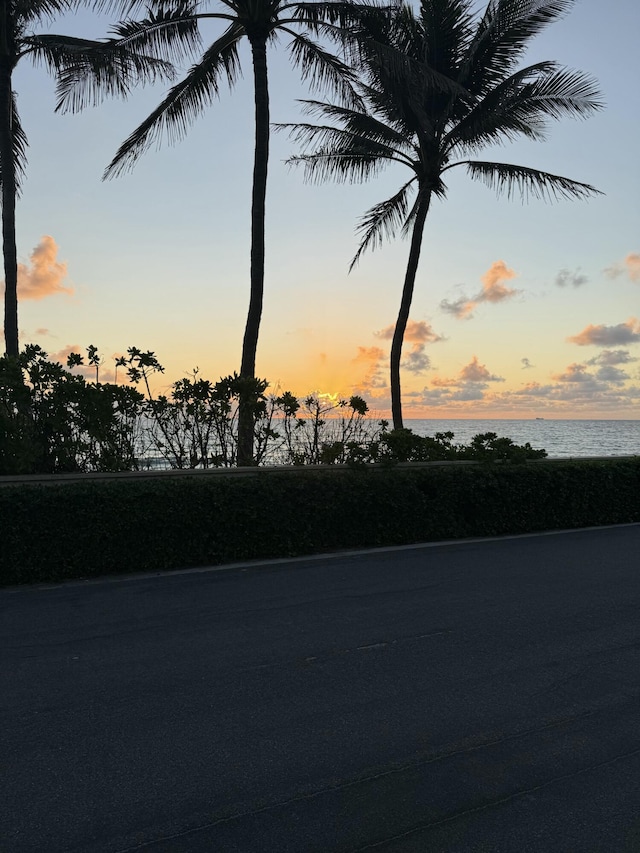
12 236 72 301
460 355 504 383
567 318 640 347
595 366 628 384
50 344 82 365
402 343 431 374
440 260 518 320
555 268 588 287
551 363 593 383
604 253 640 283
440 295 476 320
375 319 443 343
521 357 534 369
352 346 384 363
586 349 637 366
352 345 387 390
431 356 505 389
403 329 640 413
627 254 640 282
371 319 442 376
480 261 518 301
35 327 51 337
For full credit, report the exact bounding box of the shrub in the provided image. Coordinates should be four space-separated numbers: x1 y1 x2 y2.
1 345 546 473
1 458 637 586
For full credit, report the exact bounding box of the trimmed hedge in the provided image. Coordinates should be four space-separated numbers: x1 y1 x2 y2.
1 458 639 585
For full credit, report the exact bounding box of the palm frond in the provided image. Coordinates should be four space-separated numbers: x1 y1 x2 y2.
447 62 602 155
357 22 469 104
15 0 75 24
285 0 397 34
297 98 413 154
24 34 175 112
350 177 416 268
12 96 29 195
445 59 556 151
104 24 243 178
461 159 603 202
90 0 159 16
417 0 473 76
278 117 407 168
110 2 203 66
518 65 604 120
285 31 363 111
0 97 29 196
461 0 575 95
349 17 472 142
286 147 390 185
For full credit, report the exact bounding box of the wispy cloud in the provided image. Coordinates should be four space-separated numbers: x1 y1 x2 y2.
12 236 72 301
567 318 640 347
352 345 384 364
521 357 534 369
604 253 640 283
555 268 588 287
352 345 387 390
440 260 518 319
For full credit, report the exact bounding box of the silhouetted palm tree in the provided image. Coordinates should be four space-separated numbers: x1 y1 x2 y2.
281 0 603 428
0 0 171 358
102 0 368 465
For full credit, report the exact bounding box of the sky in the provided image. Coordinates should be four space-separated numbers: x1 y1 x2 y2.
6 0 640 419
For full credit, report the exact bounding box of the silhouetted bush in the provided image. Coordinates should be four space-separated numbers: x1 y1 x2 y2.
1 346 547 472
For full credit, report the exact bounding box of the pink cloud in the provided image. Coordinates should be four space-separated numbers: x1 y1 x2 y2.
441 260 518 319
459 355 503 383
480 261 518 302
352 345 387 391
352 346 385 363
567 318 640 347
14 236 72 301
431 356 504 388
375 319 443 343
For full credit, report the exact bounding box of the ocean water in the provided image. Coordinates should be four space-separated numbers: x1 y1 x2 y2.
405 419 640 459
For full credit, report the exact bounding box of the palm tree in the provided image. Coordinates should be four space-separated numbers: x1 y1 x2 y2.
101 0 370 465
281 0 603 429
1 1 172 358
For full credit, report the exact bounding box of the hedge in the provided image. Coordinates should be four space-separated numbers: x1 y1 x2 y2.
1 458 639 585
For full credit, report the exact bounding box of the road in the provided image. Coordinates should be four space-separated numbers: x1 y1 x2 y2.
3 525 640 852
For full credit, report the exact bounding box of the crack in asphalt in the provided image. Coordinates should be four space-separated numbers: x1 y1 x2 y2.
111 707 602 852
351 744 640 851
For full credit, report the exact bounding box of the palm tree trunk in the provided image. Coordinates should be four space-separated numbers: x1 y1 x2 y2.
237 33 269 467
390 192 431 430
0 61 18 358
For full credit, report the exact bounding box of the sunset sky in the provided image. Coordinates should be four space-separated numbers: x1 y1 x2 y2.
7 0 640 418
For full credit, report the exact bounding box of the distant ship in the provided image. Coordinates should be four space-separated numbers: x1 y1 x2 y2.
535 417 544 420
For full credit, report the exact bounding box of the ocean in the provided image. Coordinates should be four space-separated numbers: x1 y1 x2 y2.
405 419 640 459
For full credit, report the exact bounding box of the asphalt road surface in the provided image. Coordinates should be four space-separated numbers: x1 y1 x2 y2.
3 525 640 852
